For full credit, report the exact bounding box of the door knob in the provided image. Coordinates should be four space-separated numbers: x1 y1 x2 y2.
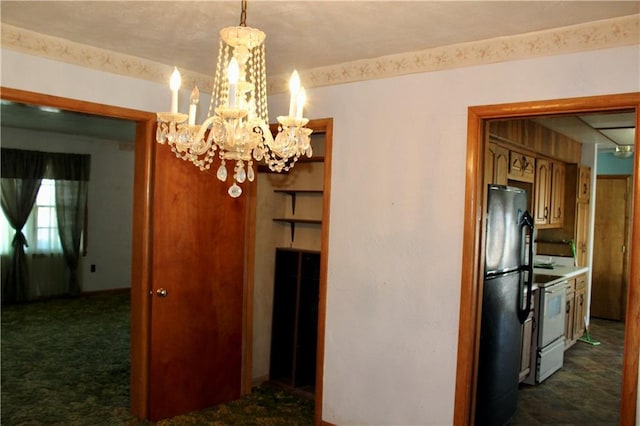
156 288 168 297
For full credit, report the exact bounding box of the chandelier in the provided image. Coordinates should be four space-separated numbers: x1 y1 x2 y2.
156 0 312 198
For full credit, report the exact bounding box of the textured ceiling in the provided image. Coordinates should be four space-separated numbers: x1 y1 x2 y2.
1 1 638 77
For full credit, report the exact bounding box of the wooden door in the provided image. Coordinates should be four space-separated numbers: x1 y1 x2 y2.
147 146 248 420
591 176 630 321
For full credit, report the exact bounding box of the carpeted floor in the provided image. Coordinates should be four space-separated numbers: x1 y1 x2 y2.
2 292 624 425
512 317 625 425
1 292 313 425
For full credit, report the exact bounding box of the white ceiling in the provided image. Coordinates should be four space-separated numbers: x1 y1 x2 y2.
0 1 637 149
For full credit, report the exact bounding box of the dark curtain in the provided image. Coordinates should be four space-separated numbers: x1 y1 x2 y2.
1 148 47 303
50 153 91 296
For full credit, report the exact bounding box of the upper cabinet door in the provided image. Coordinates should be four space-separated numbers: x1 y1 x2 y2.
550 161 565 226
534 158 551 226
486 143 509 186
578 166 591 202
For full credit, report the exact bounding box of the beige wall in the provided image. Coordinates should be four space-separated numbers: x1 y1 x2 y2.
2 43 639 424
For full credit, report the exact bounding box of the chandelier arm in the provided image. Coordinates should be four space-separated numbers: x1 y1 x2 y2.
188 116 218 155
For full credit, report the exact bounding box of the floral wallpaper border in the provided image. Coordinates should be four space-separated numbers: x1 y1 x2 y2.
2 14 638 95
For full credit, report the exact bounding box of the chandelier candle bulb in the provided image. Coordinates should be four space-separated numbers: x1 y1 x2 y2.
227 58 240 108
169 67 181 114
188 86 200 126
295 87 306 120
288 70 300 117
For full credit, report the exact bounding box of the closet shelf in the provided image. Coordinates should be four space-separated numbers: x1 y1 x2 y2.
273 218 322 242
274 189 322 214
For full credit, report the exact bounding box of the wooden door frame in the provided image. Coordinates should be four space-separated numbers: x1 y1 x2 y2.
253 117 333 426
454 92 640 425
0 87 254 419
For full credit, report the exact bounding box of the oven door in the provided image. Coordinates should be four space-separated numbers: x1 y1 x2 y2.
538 281 568 347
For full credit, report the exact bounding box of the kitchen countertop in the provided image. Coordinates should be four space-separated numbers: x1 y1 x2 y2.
533 264 589 287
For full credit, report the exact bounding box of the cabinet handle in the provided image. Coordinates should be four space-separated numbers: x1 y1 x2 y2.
566 301 571 313
582 183 588 195
557 207 561 218
544 207 549 219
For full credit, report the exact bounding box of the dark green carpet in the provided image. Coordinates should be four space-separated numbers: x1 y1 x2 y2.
1 292 313 425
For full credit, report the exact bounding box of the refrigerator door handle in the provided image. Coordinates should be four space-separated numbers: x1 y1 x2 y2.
517 210 535 323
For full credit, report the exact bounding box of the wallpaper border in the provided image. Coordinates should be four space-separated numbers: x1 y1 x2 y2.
2 14 638 95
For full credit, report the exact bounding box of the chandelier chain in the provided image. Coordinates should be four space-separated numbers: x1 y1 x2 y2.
240 0 247 27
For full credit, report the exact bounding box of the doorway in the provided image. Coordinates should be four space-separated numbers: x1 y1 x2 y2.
454 93 640 425
0 86 159 417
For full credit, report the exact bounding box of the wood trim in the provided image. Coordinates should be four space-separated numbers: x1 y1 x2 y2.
454 109 485 425
621 105 640 426
0 87 157 419
455 92 640 425
0 87 154 121
315 117 333 426
130 118 155 418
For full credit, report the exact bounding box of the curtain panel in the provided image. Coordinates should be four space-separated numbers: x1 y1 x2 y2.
0 148 90 303
1 149 47 303
50 153 91 296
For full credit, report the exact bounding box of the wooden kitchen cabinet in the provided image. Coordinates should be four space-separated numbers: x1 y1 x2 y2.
486 142 509 185
534 158 564 228
508 150 535 183
575 201 590 267
564 273 588 350
564 279 576 349
537 164 591 264
578 166 591 202
534 158 552 226
573 274 587 339
550 161 565 226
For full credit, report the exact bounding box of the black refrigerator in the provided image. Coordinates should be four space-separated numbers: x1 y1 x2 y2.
475 185 534 425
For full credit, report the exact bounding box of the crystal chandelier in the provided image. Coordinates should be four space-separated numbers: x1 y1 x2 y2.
156 0 312 198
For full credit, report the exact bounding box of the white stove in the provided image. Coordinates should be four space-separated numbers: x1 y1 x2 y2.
523 275 568 385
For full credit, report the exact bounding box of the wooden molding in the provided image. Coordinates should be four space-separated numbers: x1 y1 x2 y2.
455 92 640 425
315 117 333 426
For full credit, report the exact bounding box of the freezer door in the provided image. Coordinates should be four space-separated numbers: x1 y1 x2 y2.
485 185 528 276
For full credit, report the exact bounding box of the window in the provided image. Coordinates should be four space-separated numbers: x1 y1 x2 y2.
0 179 62 254
32 179 62 253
